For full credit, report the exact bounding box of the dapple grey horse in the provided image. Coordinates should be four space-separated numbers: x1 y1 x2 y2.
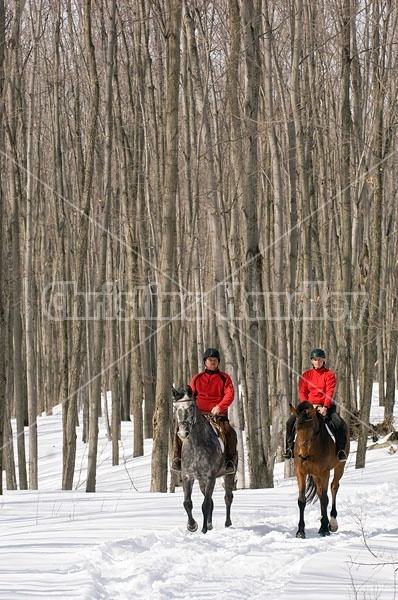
172 386 234 533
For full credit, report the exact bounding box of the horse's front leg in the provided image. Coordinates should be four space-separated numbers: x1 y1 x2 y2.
316 475 331 536
296 470 307 539
201 477 216 534
183 477 198 532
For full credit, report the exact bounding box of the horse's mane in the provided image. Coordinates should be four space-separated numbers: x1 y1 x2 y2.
296 400 319 426
296 400 313 413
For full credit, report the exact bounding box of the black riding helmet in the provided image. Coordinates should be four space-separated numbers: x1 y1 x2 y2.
310 348 326 360
203 348 220 362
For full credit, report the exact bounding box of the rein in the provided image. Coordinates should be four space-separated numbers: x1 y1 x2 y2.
175 405 222 442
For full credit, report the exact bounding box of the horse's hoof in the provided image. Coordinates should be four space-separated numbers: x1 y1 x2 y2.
187 521 198 532
318 528 331 537
207 523 213 531
296 531 305 539
329 517 338 532
225 519 232 528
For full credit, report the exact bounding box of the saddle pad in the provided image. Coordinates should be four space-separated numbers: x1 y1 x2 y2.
325 422 336 443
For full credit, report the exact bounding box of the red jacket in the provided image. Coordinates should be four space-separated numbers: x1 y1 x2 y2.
189 369 234 415
299 366 336 408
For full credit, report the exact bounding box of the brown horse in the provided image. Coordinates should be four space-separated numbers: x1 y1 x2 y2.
291 400 349 539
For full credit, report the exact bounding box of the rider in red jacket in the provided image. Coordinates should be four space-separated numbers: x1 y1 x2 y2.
190 366 235 414
298 363 336 410
171 348 238 474
283 349 347 462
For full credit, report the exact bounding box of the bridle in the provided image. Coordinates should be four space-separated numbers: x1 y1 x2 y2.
174 399 198 441
296 412 322 461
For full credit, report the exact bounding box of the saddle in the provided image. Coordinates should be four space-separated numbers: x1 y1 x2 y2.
202 413 227 448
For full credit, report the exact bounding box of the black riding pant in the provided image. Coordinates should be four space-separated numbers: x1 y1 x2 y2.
328 404 347 451
286 414 296 450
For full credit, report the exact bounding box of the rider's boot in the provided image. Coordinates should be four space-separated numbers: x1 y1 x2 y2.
171 435 182 472
335 423 347 462
283 415 296 460
225 454 237 475
283 433 295 459
282 446 294 460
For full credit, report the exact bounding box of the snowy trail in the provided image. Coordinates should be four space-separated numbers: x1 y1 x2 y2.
0 397 397 599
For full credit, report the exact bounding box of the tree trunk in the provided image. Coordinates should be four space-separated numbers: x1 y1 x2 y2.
25 0 43 490
263 1 291 461
7 0 28 490
335 0 353 425
0 0 6 495
86 0 115 492
150 0 181 493
238 0 270 488
357 6 384 468
63 0 99 490
290 0 313 357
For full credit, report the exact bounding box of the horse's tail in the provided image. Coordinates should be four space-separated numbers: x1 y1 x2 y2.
305 475 318 504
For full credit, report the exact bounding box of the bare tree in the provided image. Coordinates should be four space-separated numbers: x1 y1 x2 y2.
63 0 100 490
357 1 385 468
6 0 28 490
86 0 116 493
335 0 354 425
263 0 291 469
25 0 45 490
151 0 181 493
0 0 6 495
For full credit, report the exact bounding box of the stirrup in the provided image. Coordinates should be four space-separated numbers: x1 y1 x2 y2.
225 460 236 474
282 448 293 460
171 457 181 472
337 449 347 462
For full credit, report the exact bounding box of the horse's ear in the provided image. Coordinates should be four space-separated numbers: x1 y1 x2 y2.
172 386 186 401
290 403 298 416
186 385 193 397
172 386 183 400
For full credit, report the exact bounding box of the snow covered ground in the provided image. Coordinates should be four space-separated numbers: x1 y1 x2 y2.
1 389 397 599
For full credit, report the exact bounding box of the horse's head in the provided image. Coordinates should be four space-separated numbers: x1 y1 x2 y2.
291 401 321 461
172 385 198 441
